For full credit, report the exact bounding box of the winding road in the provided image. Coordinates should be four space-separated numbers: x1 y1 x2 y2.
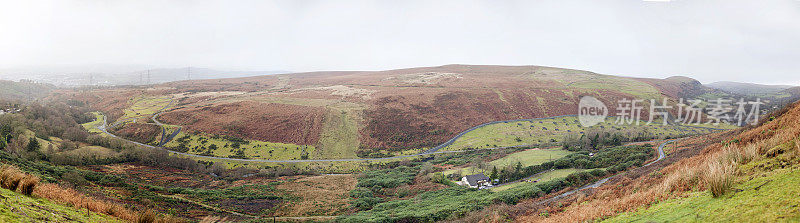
94 98 716 163
95 102 706 218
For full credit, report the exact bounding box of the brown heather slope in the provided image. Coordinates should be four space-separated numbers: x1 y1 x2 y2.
70 65 713 154
159 100 325 145
109 122 161 144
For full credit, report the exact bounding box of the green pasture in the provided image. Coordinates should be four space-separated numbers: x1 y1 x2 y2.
81 111 104 134
175 152 431 173
443 116 736 151
491 168 584 192
561 75 662 99
164 131 314 161
117 95 171 124
151 124 181 146
441 148 573 177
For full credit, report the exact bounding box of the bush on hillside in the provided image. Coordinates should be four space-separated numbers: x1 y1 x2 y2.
0 165 39 196
704 158 736 197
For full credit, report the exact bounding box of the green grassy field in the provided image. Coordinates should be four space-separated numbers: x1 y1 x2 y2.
164 132 315 160
443 116 735 151
0 187 123 222
81 112 104 134
491 168 584 191
441 148 573 176
115 95 171 125
315 107 361 159
557 74 662 99
604 167 800 222
151 124 181 146
20 130 60 152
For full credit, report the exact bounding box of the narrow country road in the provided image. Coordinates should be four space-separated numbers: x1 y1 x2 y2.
98 110 504 163
533 139 677 205
488 139 672 190
95 99 710 163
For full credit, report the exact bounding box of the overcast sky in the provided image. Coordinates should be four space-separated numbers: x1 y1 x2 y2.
1 0 799 85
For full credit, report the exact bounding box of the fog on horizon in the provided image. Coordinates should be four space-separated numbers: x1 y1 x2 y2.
1 0 799 85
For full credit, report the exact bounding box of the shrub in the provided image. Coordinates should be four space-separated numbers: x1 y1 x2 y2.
62 171 89 185
17 175 39 196
659 165 699 193
356 166 417 189
704 158 735 197
136 210 157 223
0 165 24 191
349 188 374 198
350 197 384 211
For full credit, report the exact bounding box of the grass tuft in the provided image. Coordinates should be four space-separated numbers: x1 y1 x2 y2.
136 210 157 223
17 175 39 196
0 165 37 195
199 216 229 223
703 157 735 198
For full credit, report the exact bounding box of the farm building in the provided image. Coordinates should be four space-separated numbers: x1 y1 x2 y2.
461 173 491 188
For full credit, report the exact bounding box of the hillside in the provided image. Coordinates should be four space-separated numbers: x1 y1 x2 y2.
66 64 716 159
780 86 800 96
0 187 123 222
706 81 794 95
0 80 54 101
506 99 800 222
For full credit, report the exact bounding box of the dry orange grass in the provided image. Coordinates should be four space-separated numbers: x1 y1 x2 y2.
134 210 185 223
703 154 736 197
33 183 137 220
35 183 190 222
0 164 39 196
2 164 191 222
17 175 39 196
274 174 357 216
199 216 229 223
0 165 25 190
136 210 158 223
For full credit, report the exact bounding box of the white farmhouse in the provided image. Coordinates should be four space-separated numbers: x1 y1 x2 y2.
461 173 491 189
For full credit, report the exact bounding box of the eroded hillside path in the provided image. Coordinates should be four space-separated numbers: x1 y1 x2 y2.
95 99 718 163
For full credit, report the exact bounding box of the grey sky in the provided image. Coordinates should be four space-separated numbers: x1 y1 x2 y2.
1 0 799 85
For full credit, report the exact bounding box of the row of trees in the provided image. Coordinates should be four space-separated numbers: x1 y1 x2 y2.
487 144 655 184
561 129 661 152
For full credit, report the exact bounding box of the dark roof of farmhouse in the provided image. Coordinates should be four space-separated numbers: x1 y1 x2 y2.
465 173 489 186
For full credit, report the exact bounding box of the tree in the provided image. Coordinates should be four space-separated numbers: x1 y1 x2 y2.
0 135 6 150
490 166 498 181
26 137 39 152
